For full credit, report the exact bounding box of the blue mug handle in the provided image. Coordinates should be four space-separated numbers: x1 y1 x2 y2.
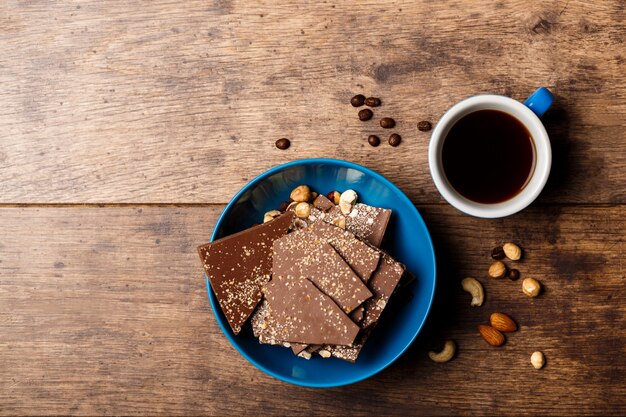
523 87 554 117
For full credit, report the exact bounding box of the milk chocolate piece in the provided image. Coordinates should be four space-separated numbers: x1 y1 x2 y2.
273 229 372 313
198 211 294 334
251 301 310 352
346 203 392 247
312 194 335 212
361 253 405 328
307 221 381 283
320 327 372 363
263 276 360 346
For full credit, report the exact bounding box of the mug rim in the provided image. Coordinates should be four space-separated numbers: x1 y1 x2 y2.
428 94 552 218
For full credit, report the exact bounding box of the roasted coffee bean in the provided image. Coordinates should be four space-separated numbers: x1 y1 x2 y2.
365 97 381 107
388 133 401 147
278 200 291 212
275 138 291 150
358 109 373 121
367 135 381 147
418 121 432 131
351 94 366 107
491 246 506 260
380 117 395 128
507 269 520 281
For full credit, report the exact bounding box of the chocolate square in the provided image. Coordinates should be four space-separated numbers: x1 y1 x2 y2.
263 276 360 346
272 229 373 313
197 211 294 334
307 220 381 283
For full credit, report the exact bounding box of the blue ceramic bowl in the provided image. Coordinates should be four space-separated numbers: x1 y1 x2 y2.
206 158 436 387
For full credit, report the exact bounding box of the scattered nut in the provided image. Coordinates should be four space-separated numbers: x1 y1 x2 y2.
294 202 311 219
367 134 381 147
478 324 505 347
290 185 312 202
461 277 484 307
491 245 506 260
489 312 517 332
388 133 402 147
332 217 346 229
522 277 542 297
488 260 507 279
507 268 520 281
326 191 341 205
319 349 331 358
339 189 358 214
292 218 308 230
263 210 282 223
531 351 545 369
298 351 312 360
428 340 456 363
503 242 522 260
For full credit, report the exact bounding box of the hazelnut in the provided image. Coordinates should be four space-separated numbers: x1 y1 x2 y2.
263 210 282 223
491 246 506 260
488 261 507 279
327 191 341 205
503 242 522 261
531 351 545 369
290 185 312 202
339 189 358 215
294 202 311 219
522 277 542 297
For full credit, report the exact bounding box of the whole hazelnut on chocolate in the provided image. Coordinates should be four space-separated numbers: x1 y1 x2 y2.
290 185 312 202
294 202 312 219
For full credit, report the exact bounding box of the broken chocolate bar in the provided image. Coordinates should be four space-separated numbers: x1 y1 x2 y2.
273 229 372 313
198 211 294 334
361 253 405 329
307 220 380 283
263 276 360 346
345 203 392 248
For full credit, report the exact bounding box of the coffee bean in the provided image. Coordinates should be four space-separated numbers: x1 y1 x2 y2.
418 121 432 131
275 138 290 150
367 135 381 147
491 246 506 260
380 117 395 128
351 94 365 107
388 133 401 147
507 268 520 281
365 97 381 107
358 109 373 121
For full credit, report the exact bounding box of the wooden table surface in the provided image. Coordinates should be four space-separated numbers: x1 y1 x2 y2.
1 0 624 415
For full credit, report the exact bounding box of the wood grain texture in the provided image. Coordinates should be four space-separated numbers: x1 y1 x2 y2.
0 0 624 204
0 206 623 415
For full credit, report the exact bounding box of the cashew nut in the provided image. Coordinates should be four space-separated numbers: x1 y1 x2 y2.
428 340 456 363
462 277 484 307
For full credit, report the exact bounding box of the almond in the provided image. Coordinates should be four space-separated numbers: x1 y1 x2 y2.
478 324 505 347
489 312 517 332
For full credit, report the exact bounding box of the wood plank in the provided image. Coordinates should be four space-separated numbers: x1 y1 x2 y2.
0 205 623 415
0 0 624 204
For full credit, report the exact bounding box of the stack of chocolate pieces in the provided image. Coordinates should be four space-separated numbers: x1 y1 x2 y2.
198 193 409 362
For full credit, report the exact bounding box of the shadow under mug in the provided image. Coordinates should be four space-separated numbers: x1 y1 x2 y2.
428 87 554 218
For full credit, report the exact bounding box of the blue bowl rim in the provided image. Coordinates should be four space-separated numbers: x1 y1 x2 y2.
206 157 437 388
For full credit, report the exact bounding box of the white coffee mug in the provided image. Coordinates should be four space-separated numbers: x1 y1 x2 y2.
428 87 554 218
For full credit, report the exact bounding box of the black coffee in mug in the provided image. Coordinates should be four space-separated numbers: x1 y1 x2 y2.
441 109 536 204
